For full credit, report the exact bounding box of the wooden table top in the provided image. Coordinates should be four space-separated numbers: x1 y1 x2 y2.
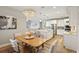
15 35 49 47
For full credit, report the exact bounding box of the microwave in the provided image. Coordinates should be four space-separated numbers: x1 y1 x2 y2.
65 25 71 32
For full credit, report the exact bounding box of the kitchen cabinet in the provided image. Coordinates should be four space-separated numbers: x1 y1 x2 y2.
64 33 77 51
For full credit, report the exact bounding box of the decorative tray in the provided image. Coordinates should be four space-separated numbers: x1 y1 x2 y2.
24 36 34 40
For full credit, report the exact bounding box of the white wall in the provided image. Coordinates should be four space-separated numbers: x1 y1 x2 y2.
0 7 27 45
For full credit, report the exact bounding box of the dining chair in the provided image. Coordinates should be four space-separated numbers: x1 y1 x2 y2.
37 36 58 53
9 39 20 53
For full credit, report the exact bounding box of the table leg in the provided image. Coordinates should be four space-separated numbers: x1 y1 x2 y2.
17 42 20 53
42 44 44 48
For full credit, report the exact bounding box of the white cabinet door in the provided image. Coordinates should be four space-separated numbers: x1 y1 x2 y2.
64 34 77 51
57 20 64 27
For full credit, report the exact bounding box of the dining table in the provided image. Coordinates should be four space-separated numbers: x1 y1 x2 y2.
15 34 51 52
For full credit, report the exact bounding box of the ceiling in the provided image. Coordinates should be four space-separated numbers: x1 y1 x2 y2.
9 6 68 19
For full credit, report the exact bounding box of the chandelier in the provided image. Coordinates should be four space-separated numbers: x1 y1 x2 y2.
23 9 36 18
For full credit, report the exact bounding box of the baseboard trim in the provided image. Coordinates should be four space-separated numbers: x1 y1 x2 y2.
0 43 11 48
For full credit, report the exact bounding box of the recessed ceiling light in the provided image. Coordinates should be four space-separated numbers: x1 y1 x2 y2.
53 6 56 8
40 20 42 22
